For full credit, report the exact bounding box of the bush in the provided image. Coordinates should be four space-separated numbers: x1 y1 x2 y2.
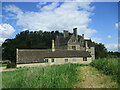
7 63 16 68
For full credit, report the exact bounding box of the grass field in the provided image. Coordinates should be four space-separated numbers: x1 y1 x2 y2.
2 58 119 88
2 64 80 88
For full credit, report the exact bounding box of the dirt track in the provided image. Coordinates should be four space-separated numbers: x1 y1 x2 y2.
74 66 118 88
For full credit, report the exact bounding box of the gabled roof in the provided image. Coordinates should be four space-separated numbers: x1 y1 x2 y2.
17 49 91 63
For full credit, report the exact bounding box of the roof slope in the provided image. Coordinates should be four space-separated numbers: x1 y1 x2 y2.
55 36 71 46
17 49 91 63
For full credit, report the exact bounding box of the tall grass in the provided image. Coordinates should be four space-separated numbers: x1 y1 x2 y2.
2 64 80 88
90 58 119 84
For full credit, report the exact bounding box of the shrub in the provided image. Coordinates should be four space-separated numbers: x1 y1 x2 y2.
7 63 16 68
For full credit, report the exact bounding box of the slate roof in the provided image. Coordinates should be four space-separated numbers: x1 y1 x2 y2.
17 49 91 63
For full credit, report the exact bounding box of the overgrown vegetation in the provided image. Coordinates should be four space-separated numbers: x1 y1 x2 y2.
0 64 7 67
90 58 119 84
2 64 79 88
6 63 16 68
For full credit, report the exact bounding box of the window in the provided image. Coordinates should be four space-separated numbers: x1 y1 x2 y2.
51 59 54 62
72 40 75 42
83 57 87 61
72 46 76 50
44 59 48 63
72 58 76 62
65 59 68 62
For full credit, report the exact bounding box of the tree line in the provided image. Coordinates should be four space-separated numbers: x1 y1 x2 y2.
2 30 120 62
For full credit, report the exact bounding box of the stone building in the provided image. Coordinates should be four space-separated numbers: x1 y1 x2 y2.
55 28 95 60
17 28 95 64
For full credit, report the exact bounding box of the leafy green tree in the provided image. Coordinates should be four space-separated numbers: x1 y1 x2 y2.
94 42 107 59
2 30 63 62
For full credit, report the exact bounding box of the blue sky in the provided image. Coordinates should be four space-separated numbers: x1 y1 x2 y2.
0 2 119 51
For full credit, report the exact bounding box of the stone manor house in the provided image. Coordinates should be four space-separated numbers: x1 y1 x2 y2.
17 28 95 64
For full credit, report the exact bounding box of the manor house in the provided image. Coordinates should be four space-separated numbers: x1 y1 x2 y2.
17 28 95 64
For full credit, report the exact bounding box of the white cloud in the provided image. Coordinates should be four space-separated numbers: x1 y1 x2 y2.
105 43 119 51
4 5 23 15
0 24 15 38
0 15 2 17
41 3 60 11
4 2 96 38
0 24 15 45
0 38 6 45
91 37 101 42
107 35 112 39
36 2 47 8
115 22 120 30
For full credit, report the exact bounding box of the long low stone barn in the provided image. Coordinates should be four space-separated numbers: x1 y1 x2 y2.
17 49 92 64
17 28 95 64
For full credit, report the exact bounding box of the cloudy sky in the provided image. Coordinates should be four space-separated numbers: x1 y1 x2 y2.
0 2 119 51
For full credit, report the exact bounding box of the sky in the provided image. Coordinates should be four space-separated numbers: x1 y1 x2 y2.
0 2 119 51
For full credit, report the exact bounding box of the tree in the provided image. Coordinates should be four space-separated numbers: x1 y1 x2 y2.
2 30 63 62
94 42 107 59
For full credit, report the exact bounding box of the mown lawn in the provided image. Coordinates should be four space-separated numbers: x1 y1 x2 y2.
2 64 80 88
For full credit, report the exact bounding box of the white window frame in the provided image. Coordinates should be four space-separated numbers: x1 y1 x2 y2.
72 58 76 62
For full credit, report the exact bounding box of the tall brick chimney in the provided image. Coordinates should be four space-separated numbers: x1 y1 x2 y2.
73 28 78 40
82 34 84 39
52 40 55 52
73 28 77 36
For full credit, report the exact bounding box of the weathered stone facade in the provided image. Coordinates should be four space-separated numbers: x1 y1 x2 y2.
17 49 91 64
55 28 95 60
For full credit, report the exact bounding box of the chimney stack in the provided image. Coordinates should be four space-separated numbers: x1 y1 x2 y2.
63 30 69 38
52 40 55 52
73 28 77 36
85 41 88 50
82 34 84 38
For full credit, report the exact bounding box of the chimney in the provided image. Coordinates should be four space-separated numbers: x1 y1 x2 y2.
52 40 55 52
73 28 77 36
85 41 88 50
16 48 18 63
82 34 84 39
63 30 69 38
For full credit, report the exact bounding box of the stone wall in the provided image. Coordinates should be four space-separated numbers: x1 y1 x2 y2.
86 47 95 60
45 57 92 64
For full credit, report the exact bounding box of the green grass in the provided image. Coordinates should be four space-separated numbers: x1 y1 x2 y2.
2 60 119 88
90 58 119 84
2 64 80 88
0 64 7 67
